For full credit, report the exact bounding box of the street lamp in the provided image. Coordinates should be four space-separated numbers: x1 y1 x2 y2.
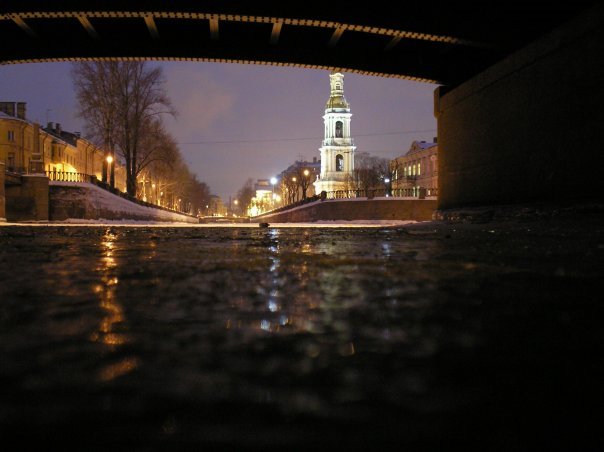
270 177 277 207
384 178 391 197
302 169 310 200
105 155 115 189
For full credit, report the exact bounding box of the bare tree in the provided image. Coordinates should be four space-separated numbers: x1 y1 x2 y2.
136 119 179 181
294 163 313 200
236 178 255 214
188 176 212 217
71 62 118 183
351 152 391 193
72 61 175 196
281 173 299 204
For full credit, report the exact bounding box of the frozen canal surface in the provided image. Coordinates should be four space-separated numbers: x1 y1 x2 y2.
1 219 603 450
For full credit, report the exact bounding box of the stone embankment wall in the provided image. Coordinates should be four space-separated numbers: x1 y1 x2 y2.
4 174 49 222
49 182 198 223
255 198 437 223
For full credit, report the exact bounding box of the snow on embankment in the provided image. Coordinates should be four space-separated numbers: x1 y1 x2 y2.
49 181 198 223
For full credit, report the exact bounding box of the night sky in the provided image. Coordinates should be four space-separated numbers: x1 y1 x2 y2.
0 62 437 201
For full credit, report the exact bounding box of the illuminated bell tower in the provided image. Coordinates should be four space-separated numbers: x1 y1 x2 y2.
313 72 356 194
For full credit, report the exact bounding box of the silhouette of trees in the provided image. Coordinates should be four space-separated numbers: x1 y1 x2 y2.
236 178 255 214
351 152 392 192
72 61 175 196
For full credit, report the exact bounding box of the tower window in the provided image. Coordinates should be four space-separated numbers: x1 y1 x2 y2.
336 154 344 172
335 121 343 138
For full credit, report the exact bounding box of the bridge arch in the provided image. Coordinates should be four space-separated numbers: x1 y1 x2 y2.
1 2 593 86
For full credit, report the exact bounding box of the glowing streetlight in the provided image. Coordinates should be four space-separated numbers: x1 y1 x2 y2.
303 169 309 177
105 155 115 188
270 177 278 206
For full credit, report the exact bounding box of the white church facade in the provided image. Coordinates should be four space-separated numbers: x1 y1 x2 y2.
313 72 356 194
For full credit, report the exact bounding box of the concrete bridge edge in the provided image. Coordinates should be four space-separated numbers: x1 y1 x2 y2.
435 3 604 210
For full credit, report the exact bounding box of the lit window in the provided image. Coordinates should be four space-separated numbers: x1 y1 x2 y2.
336 154 344 171
417 162 421 175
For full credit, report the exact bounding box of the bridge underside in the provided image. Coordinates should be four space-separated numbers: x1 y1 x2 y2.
1 1 602 212
0 1 597 85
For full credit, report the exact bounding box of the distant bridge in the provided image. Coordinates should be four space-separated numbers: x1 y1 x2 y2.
0 1 596 85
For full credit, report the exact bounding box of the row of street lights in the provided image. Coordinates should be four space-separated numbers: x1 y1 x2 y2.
242 169 314 217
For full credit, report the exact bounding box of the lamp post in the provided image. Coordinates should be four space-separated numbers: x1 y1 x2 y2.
384 178 391 197
303 169 310 200
292 176 298 202
270 177 277 207
105 155 114 188
109 151 115 189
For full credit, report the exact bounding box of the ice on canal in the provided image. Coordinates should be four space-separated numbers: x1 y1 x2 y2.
1 218 602 451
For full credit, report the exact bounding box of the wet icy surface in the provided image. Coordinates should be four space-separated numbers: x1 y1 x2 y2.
1 220 603 450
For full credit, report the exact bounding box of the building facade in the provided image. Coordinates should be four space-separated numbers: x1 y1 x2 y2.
390 140 438 196
313 72 356 194
1 101 127 192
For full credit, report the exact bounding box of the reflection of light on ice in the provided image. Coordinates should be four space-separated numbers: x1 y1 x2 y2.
382 241 392 257
2 220 419 228
98 357 139 382
92 230 131 348
268 299 279 312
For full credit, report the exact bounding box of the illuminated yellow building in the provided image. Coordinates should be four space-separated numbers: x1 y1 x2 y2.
1 101 127 192
390 139 438 196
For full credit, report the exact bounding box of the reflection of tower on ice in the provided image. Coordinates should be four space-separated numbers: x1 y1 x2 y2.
313 72 356 194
